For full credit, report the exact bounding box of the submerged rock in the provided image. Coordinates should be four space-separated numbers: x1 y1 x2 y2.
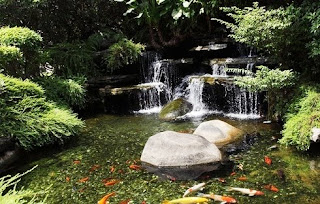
159 98 192 121
141 131 221 179
193 120 244 147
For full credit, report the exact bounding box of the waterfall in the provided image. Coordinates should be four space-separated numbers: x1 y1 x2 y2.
212 64 227 77
187 77 206 112
136 52 177 113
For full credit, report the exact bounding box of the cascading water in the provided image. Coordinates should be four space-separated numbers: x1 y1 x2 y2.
187 77 207 114
136 52 177 113
212 64 227 77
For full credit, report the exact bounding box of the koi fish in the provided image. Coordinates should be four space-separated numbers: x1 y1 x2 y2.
129 164 141 170
119 199 131 204
78 177 89 183
198 193 237 204
237 176 247 181
162 197 208 204
110 165 115 173
230 172 236 176
89 164 101 172
141 201 147 204
215 178 226 183
97 192 116 204
264 184 279 192
73 160 81 165
104 179 120 186
264 156 272 165
183 183 206 197
227 187 264 196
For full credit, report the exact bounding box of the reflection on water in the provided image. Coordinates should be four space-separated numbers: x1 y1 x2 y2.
15 114 320 204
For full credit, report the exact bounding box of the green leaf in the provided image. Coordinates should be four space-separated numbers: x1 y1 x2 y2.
126 0 135 4
182 1 191 8
123 8 134 16
172 9 183 20
156 0 165 5
135 13 143 19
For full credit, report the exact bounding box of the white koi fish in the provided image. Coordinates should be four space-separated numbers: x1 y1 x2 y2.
183 182 206 197
198 193 237 203
227 187 264 196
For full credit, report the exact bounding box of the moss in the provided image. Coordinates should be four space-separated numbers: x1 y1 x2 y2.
159 98 192 120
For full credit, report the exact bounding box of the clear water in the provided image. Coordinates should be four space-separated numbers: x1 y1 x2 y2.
15 114 320 204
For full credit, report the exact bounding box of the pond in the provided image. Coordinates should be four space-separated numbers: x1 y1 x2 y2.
16 114 320 203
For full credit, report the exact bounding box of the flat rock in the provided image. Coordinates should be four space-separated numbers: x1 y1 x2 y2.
159 98 192 121
141 131 221 167
193 120 244 147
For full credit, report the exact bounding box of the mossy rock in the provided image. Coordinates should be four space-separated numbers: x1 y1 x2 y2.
159 98 192 121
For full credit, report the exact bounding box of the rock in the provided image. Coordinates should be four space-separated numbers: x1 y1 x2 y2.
193 120 244 147
141 131 221 167
159 98 192 121
311 127 320 142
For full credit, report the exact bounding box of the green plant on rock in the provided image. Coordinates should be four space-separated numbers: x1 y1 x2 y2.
105 38 145 73
280 85 320 151
0 166 47 204
0 74 84 150
235 65 296 120
0 26 43 78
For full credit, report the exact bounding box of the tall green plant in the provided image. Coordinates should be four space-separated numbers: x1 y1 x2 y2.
235 66 296 120
0 46 23 77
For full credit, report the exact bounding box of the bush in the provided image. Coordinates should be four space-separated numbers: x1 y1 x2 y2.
35 76 86 109
0 74 84 150
0 27 43 78
280 85 320 151
0 46 23 77
105 38 145 73
0 166 46 204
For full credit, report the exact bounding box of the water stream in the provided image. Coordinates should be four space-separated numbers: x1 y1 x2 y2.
15 114 320 203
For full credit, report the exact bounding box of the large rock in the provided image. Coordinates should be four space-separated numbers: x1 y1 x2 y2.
141 131 221 167
193 120 244 147
159 98 192 121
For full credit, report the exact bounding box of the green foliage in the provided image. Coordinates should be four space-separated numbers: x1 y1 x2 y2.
47 42 95 77
0 166 47 204
0 74 84 150
213 2 292 55
234 66 296 92
105 39 145 72
0 46 24 77
0 26 43 78
280 85 320 151
35 76 86 109
0 27 42 52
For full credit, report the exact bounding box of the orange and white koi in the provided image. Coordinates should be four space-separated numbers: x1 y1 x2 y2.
97 192 116 204
227 187 264 196
198 193 237 203
183 182 206 197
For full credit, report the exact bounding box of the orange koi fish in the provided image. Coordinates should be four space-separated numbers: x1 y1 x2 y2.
78 177 89 183
119 199 131 204
237 176 247 181
66 177 70 182
264 184 279 192
104 179 120 186
129 164 141 170
198 193 237 203
264 156 272 165
141 201 147 204
73 160 81 165
230 172 236 176
89 164 101 172
97 192 116 204
110 165 115 173
227 187 264 196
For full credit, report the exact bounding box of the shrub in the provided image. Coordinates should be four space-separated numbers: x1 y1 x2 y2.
0 74 84 150
105 38 145 73
47 42 95 77
0 46 23 77
280 85 320 151
0 166 46 204
35 76 86 109
0 26 43 78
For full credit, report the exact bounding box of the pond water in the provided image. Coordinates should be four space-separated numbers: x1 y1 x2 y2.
16 114 320 203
